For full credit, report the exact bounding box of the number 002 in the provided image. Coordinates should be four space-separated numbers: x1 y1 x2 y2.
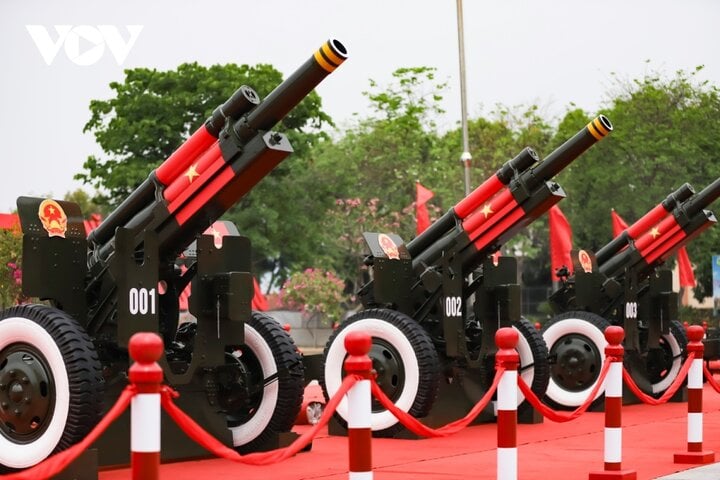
445 296 462 317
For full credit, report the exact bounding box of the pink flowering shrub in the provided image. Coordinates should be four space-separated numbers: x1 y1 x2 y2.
0 227 24 307
280 268 347 326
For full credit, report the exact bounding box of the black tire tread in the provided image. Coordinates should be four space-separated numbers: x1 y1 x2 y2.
236 311 304 452
0 304 104 457
320 308 440 437
514 318 550 402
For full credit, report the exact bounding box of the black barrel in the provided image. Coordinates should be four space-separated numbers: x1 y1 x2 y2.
685 177 720 218
527 115 612 191
234 39 347 142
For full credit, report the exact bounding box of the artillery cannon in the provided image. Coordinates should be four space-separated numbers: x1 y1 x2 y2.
0 39 347 469
543 177 720 409
321 116 612 436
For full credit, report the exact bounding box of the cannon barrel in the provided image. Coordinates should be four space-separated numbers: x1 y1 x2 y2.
526 115 612 191
410 116 612 269
595 183 695 266
92 39 347 265
88 85 262 248
234 39 347 142
599 177 720 278
406 147 539 257
684 176 720 218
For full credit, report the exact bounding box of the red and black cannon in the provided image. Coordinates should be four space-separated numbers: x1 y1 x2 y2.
321 116 612 436
0 39 347 469
543 177 720 409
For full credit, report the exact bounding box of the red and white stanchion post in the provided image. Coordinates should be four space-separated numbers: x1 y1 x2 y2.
674 325 715 464
495 327 519 480
128 332 165 480
344 331 374 480
589 326 636 480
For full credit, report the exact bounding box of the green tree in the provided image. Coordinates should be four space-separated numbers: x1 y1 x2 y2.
63 189 106 217
295 67 448 286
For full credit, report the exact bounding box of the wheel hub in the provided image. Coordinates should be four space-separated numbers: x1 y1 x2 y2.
221 350 263 427
550 334 601 392
0 344 54 441
367 339 405 411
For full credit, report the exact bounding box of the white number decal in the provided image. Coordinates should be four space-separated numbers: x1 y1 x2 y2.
625 301 638 319
129 287 157 315
445 296 462 317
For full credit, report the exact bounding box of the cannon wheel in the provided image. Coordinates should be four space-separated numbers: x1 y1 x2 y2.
637 320 688 396
464 318 549 412
0 304 103 470
541 311 610 410
320 308 440 437
227 311 304 451
514 317 550 409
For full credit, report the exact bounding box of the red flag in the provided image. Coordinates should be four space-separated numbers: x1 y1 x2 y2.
415 182 434 235
83 213 103 235
611 209 629 237
549 205 573 281
251 277 269 311
0 213 19 229
677 247 696 287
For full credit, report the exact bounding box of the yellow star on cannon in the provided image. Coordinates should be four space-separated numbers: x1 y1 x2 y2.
480 203 494 219
185 164 200 183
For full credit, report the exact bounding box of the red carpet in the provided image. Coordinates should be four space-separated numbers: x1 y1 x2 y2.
98 384 720 480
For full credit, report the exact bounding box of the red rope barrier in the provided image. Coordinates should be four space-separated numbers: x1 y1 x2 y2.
518 360 611 423
0 385 136 480
703 363 720 394
159 374 360 465
369 367 504 437
621 352 694 406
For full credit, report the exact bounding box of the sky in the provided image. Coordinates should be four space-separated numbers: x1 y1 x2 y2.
0 0 718 213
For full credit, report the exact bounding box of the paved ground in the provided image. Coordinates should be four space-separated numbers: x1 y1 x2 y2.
656 462 720 479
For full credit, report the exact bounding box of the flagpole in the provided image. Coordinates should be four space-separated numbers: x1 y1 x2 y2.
456 0 472 196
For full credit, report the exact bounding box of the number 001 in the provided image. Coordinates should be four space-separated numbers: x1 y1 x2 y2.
129 287 157 315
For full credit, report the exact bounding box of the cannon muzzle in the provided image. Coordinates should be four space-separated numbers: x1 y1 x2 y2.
233 39 347 142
